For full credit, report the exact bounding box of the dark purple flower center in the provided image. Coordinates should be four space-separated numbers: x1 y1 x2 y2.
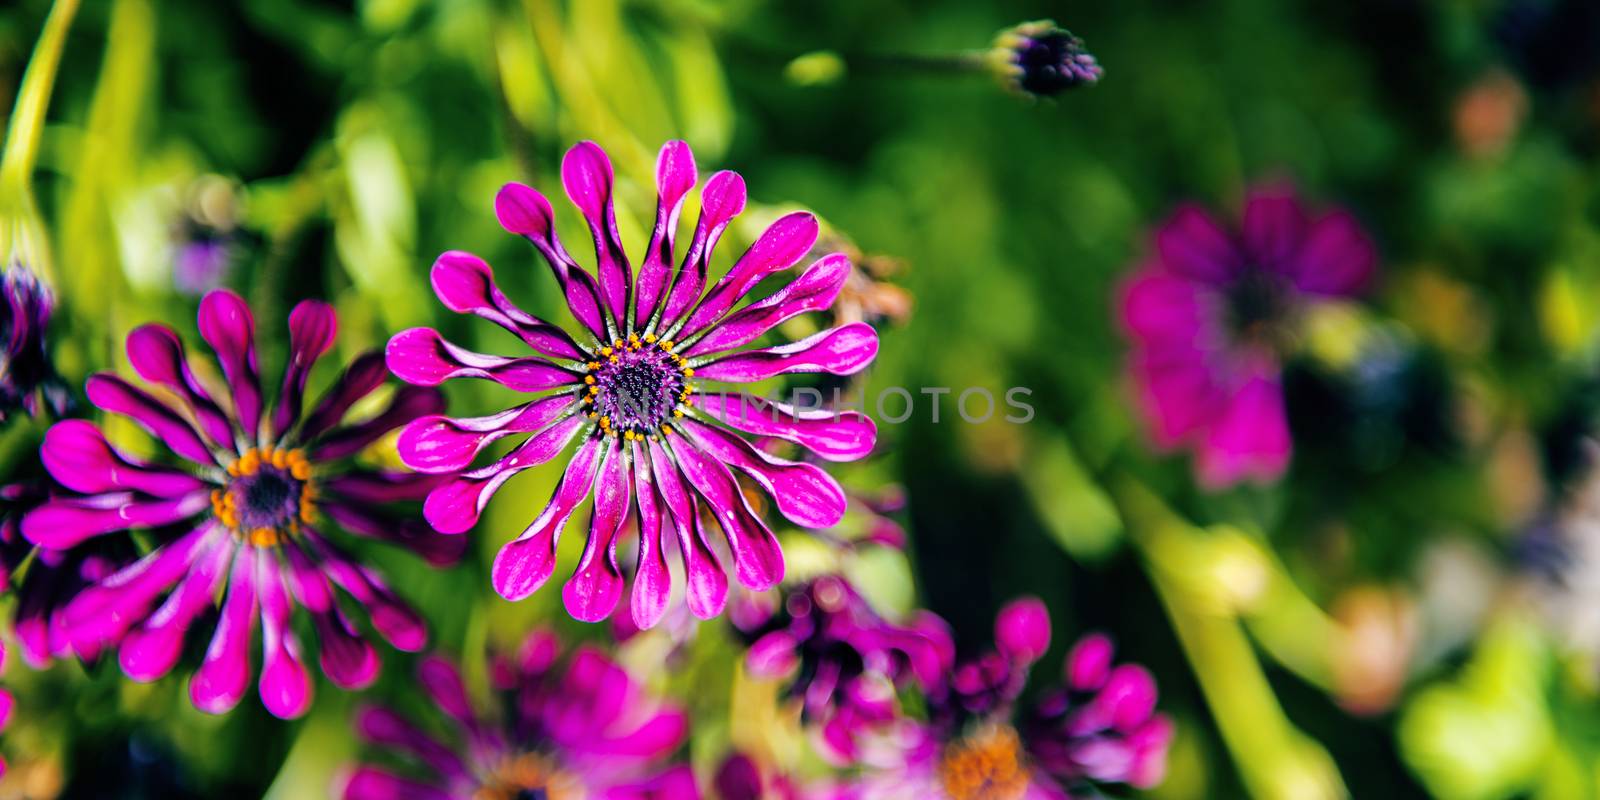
582 334 690 439
211 447 315 547
1224 269 1298 350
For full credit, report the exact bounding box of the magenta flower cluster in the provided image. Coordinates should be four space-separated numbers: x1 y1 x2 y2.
0 140 1191 797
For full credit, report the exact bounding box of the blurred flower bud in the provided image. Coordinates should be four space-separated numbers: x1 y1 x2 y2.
991 20 1103 97
995 596 1051 665
1331 585 1418 715
0 262 69 422
1453 70 1527 160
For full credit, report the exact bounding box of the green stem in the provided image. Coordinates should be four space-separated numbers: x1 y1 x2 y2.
0 0 82 281
0 0 81 186
1111 477 1347 800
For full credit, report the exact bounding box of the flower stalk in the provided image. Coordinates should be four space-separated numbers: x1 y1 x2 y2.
1111 476 1348 800
0 0 83 281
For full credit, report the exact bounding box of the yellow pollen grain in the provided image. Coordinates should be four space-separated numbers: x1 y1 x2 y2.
643 333 657 343
587 361 601 371
584 375 596 385
600 346 613 357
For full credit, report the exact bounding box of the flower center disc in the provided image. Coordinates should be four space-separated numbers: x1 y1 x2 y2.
939 725 1031 800
583 335 691 439
1224 269 1297 351
211 447 316 547
475 753 578 800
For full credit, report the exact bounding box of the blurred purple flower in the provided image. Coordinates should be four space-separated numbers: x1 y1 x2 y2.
0 479 135 667
21 290 460 719
1118 185 1376 488
734 575 953 765
170 174 243 296
339 631 698 800
387 140 879 627
173 238 234 297
847 599 1172 799
0 263 70 423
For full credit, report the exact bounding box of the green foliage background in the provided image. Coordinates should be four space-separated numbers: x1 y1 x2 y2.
3 0 1599 798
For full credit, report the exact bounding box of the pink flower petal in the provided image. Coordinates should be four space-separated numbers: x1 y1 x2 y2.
562 439 630 622
1241 184 1309 271
667 434 783 591
61 526 217 654
271 300 339 437
125 324 235 446
1066 633 1115 692
1195 369 1291 489
41 420 210 497
300 352 388 442
257 553 314 719
657 170 746 331
680 418 846 528
353 705 467 780
1291 210 1376 297
22 491 212 549
421 413 585 534
396 394 577 474
304 530 427 652
562 141 632 328
1155 204 1242 284
430 250 586 361
676 211 819 339
646 440 728 619
995 596 1051 666
86 374 217 466
197 290 264 438
683 253 851 358
692 393 876 462
634 141 698 326
337 766 451 800
491 436 604 601
119 539 234 682
695 322 878 383
628 441 672 631
385 327 579 392
494 182 610 341
189 548 259 714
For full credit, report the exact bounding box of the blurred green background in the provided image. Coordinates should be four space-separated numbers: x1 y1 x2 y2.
5 0 1600 797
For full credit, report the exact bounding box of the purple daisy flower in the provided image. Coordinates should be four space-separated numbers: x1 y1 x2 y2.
339 630 699 800
734 575 954 765
1118 184 1377 488
20 290 460 719
0 263 71 423
846 599 1172 800
387 140 879 627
